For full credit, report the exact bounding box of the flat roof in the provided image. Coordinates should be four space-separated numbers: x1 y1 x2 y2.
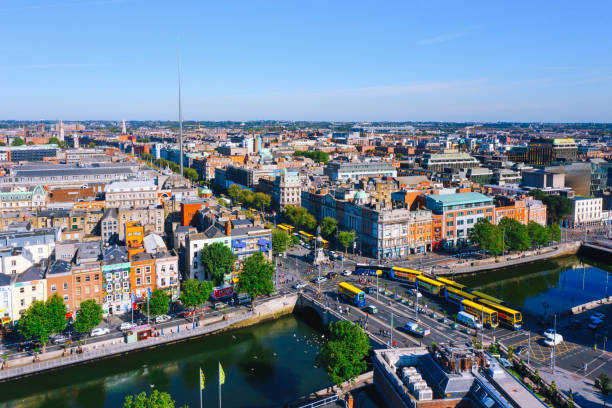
426 192 493 205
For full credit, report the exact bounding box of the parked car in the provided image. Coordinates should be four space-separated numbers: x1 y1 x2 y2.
236 295 251 305
342 270 352 276
52 334 70 345
408 289 422 298
312 276 327 283
293 282 307 289
155 315 171 323
364 305 378 314
91 327 110 337
543 329 557 340
514 346 527 355
544 333 563 346
326 272 338 279
120 322 136 331
180 308 204 318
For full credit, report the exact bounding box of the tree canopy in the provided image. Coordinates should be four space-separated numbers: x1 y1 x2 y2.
19 298 65 346
200 242 236 285
179 279 213 312
527 221 551 247
337 230 356 253
252 192 271 210
74 299 103 335
316 320 371 388
548 222 561 242
272 229 291 255
594 373 611 403
499 217 530 252
228 184 242 202
293 150 330 164
148 289 170 317
284 205 317 230
236 252 274 302
320 217 338 238
46 294 68 335
183 167 199 182
528 189 572 224
48 137 60 145
123 390 186 408
11 137 25 146
470 218 503 255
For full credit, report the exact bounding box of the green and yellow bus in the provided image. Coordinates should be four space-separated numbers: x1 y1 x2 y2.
389 267 423 284
444 286 478 305
436 277 467 292
278 223 295 234
416 275 445 296
478 299 522 330
338 282 366 307
298 231 315 244
470 290 503 305
460 300 499 328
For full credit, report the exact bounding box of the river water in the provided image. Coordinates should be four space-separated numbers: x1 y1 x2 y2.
0 315 329 408
457 256 612 315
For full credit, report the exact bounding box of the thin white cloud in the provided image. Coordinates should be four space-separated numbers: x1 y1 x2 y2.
417 26 478 45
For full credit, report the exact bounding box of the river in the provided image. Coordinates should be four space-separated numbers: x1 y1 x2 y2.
0 315 329 408
457 255 612 315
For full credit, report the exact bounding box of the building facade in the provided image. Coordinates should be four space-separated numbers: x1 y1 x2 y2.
324 161 397 181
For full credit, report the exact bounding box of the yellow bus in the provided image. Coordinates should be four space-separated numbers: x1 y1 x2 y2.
389 267 423 284
478 299 522 330
277 224 290 232
444 286 478 305
416 275 445 296
470 290 503 304
338 282 366 307
298 231 315 243
436 277 467 292
320 238 329 249
278 223 295 234
460 300 498 328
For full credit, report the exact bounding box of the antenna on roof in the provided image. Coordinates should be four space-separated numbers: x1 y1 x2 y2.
177 48 184 177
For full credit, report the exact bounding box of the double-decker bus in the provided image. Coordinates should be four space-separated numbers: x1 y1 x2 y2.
478 299 522 330
278 223 295 234
416 275 445 296
354 264 386 276
460 300 499 328
298 231 315 244
444 286 478 305
388 267 423 284
470 290 503 305
338 282 366 307
436 277 467 292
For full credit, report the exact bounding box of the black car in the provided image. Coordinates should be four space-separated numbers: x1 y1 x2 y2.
326 272 338 279
363 286 374 294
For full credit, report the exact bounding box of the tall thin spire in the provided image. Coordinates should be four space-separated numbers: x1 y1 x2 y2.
178 49 184 177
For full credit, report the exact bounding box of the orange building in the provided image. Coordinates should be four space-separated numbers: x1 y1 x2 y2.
130 252 156 299
181 200 204 227
125 221 145 259
494 196 547 226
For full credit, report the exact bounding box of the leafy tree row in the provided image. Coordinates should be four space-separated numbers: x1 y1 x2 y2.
150 158 199 182
227 184 271 210
470 218 561 255
293 150 330 164
284 205 316 230
200 242 236 285
528 189 572 225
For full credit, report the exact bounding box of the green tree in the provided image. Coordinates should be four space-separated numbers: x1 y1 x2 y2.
19 300 53 347
74 299 103 336
529 189 572 224
11 137 25 146
293 150 330 164
236 252 274 304
252 192 271 210
320 217 338 238
272 229 291 255
499 217 530 252
48 137 60 145
506 345 514 360
527 221 551 247
239 189 254 206
338 230 356 254
183 167 198 182
284 205 317 230
123 390 186 408
548 222 562 242
200 242 236 285
470 219 503 255
87 142 96 148
594 373 611 404
142 153 155 162
228 184 242 202
316 320 371 389
46 294 68 335
179 279 214 316
148 290 170 317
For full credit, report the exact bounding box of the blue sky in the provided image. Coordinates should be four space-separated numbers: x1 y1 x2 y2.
1 0 612 122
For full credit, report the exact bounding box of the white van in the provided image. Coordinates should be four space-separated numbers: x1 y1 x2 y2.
457 311 482 329
544 333 563 346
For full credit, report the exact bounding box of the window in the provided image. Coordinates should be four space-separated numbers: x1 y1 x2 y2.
457 220 464 226
446 221 454 227
94 285 99 293
11 260 16 266
63 295 69 302
94 274 99 281
31 286 36 292
75 277 81 283
85 286 90 295
19 287 24 293
63 282 68 290
137 268 141 275
467 218 474 224
20 299 25 307
136 278 141 286
145 266 151 273
51 284 57 292
85 275 90 282
146 276 151 284
76 287 81 296
123 271 129 279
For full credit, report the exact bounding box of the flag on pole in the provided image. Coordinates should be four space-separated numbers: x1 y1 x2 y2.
200 367 205 390
219 362 225 385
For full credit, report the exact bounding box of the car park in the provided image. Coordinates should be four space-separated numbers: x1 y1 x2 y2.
155 315 171 323
91 327 110 337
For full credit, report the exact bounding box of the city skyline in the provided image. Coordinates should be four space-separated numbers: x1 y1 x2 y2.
2 0 612 122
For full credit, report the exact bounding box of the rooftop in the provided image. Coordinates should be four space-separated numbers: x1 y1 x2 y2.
426 192 493 205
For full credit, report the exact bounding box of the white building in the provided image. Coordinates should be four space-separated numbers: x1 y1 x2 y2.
11 266 46 322
0 274 11 325
153 250 179 300
571 197 603 227
104 179 158 208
